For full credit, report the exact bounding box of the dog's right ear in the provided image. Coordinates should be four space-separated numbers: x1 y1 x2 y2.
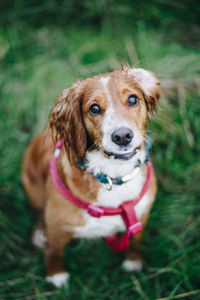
128 68 161 113
49 80 87 163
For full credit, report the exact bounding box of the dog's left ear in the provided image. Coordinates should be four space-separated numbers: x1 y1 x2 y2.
49 80 87 163
129 68 161 112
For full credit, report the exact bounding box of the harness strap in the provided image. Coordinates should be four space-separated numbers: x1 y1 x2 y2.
104 233 130 253
104 201 142 252
49 155 88 210
49 140 153 252
120 201 143 237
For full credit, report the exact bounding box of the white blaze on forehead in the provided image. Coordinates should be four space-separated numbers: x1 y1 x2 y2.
129 68 157 95
99 76 112 104
99 76 130 152
99 75 142 153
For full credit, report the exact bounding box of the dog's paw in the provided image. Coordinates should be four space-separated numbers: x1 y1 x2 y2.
32 228 47 249
46 272 70 287
121 259 143 272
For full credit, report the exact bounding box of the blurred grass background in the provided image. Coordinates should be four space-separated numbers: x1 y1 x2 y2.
0 0 200 299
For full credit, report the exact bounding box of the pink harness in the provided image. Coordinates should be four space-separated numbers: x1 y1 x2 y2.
49 140 153 252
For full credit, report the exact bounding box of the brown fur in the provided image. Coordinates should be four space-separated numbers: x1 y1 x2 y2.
22 67 160 279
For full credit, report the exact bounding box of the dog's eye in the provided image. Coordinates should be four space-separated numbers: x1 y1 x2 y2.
89 104 102 115
127 95 139 107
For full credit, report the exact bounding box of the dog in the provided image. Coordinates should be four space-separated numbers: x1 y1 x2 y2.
22 66 161 287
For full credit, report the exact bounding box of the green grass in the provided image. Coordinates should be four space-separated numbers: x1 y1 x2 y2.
0 9 200 300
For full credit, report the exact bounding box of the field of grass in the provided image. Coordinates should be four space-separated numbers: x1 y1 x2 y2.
1 2 200 299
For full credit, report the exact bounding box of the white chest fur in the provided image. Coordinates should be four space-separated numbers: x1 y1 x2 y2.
74 167 150 239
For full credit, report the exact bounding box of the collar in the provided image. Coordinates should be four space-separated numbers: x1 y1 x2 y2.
76 136 152 190
49 140 153 252
77 159 141 191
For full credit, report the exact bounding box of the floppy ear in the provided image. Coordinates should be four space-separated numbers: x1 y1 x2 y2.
129 68 161 112
50 80 87 163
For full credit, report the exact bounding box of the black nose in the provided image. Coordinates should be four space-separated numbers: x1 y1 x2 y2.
111 128 133 146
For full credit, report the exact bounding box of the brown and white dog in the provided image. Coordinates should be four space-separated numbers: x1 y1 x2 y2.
22 67 161 287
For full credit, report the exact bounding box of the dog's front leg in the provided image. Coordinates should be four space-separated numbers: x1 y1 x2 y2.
122 232 143 272
45 231 72 287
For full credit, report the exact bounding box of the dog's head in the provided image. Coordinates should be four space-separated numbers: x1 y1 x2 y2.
50 67 161 164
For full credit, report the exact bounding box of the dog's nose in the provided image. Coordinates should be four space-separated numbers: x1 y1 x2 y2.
111 128 133 146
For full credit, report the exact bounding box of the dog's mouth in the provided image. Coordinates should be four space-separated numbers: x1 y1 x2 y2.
103 145 142 161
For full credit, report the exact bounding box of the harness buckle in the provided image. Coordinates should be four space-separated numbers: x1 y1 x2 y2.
87 204 104 218
127 222 143 237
